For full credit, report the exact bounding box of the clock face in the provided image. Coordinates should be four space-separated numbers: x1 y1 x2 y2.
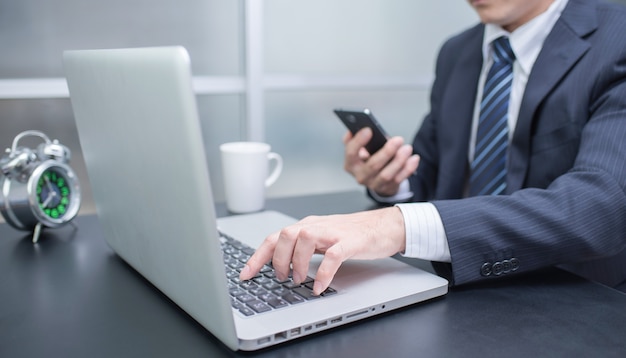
36 167 72 220
28 160 81 226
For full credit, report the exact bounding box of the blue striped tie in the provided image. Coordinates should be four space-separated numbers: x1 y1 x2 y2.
470 36 515 196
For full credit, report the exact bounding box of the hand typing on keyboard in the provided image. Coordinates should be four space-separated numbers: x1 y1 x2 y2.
239 207 406 296
222 235 337 316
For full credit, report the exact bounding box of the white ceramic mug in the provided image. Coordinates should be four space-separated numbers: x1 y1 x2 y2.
219 142 283 213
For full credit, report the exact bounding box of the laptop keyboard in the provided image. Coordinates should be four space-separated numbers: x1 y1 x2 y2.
220 233 337 317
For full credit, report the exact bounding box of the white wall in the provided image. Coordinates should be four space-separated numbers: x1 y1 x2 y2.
0 0 479 224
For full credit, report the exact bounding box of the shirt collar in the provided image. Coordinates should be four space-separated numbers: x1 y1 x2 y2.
482 0 569 75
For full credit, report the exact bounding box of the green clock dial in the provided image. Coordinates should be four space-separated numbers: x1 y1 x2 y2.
37 168 72 219
28 160 81 228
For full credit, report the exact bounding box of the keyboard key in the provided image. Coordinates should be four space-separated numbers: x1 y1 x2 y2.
225 270 239 279
304 281 337 296
321 287 337 296
232 301 245 310
266 297 289 308
248 287 267 296
259 292 276 301
282 293 305 305
253 276 272 285
264 281 282 290
247 300 272 313
229 261 245 270
237 293 256 303
283 280 301 289
230 277 242 285
229 287 247 297
274 275 291 284
239 307 255 316
271 286 289 296
239 280 257 290
292 286 320 300
242 247 256 255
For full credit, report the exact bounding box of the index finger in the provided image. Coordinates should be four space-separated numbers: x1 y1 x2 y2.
239 232 278 280
346 128 372 156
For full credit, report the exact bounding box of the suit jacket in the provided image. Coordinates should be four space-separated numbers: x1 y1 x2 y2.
406 0 626 287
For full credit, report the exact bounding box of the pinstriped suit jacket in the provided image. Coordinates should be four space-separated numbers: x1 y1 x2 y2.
406 0 626 287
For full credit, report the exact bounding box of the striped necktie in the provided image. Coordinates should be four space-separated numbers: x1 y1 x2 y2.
470 36 515 196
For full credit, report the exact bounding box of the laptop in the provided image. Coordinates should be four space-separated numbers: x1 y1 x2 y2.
63 46 448 351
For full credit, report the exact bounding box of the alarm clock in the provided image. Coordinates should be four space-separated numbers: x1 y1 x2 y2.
0 130 81 243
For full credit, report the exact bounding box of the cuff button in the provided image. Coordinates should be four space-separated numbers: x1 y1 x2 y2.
480 262 493 277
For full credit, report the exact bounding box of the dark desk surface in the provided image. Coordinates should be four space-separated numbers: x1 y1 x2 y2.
2 191 625 358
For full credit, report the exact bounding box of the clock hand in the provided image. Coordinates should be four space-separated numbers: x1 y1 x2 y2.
44 175 54 192
42 191 56 208
42 175 59 208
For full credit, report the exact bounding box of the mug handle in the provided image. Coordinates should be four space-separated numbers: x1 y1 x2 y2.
265 152 283 187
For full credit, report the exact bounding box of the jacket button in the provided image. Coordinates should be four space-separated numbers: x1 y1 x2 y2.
492 261 504 276
502 259 511 274
510 258 520 271
480 262 492 276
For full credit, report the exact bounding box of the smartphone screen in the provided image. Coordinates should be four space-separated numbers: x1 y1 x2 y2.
334 108 388 154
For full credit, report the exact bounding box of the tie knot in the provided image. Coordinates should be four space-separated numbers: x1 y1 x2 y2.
492 37 515 64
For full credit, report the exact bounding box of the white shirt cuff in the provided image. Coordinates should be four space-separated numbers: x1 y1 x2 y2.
368 179 414 203
396 202 451 262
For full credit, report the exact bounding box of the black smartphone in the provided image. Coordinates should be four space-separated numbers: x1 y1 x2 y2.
333 108 389 154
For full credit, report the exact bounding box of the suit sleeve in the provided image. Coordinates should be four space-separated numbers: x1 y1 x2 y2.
433 53 626 286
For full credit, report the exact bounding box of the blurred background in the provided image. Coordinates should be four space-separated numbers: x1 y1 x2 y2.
2 0 622 222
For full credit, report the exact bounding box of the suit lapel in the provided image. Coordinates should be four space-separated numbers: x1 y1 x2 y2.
507 0 598 192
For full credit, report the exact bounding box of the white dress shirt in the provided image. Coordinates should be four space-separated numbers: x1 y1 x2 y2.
373 0 568 262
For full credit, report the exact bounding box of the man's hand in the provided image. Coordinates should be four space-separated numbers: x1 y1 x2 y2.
343 128 420 196
239 207 407 295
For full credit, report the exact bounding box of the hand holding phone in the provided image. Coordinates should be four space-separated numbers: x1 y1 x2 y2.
333 108 388 154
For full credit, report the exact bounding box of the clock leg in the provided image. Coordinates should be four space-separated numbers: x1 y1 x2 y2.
32 222 43 243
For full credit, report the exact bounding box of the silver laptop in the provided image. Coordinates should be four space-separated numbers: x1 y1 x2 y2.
63 46 448 351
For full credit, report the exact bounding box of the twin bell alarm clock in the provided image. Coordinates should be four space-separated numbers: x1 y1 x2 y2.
0 130 81 243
